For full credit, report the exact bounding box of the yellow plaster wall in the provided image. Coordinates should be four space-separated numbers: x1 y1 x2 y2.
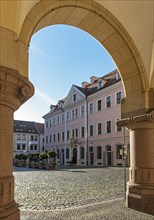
0 0 153 86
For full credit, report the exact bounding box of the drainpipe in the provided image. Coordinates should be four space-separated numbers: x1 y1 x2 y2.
85 97 88 166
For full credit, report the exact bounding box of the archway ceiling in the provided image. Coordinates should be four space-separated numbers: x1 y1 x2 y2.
0 0 153 85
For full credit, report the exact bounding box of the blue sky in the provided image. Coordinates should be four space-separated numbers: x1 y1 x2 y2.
14 25 116 123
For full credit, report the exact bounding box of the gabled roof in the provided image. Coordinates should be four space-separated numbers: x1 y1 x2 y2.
14 120 44 134
34 122 44 134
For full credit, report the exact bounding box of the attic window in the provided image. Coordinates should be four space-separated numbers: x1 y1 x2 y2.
73 94 76 102
97 80 102 89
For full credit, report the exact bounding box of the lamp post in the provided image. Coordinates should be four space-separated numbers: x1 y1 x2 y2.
67 137 81 164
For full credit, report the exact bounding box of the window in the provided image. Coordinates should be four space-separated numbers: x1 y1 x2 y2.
72 110 75 119
73 94 76 102
34 145 37 150
17 144 20 150
81 127 85 137
58 133 60 142
80 147 84 159
75 109 78 118
98 80 102 89
62 132 65 141
22 144 26 150
89 103 94 114
46 136 48 144
53 118 56 126
116 119 122 132
17 134 21 140
97 146 102 159
30 144 33 150
72 129 75 138
116 144 122 159
116 91 122 105
46 121 48 128
53 134 56 142
106 120 112 133
97 100 102 111
97 123 102 135
62 114 64 123
66 148 69 159
58 116 60 125
75 128 78 138
31 135 34 141
34 135 37 141
90 125 94 136
50 135 52 143
67 130 69 140
22 134 26 140
106 96 111 108
81 106 85 117
57 149 60 158
50 120 52 127
106 145 111 151
67 112 69 121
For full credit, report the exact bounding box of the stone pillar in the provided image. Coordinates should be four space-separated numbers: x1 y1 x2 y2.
77 146 80 166
0 66 34 220
117 111 154 215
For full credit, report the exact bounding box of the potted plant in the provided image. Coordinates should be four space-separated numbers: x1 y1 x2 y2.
48 151 57 170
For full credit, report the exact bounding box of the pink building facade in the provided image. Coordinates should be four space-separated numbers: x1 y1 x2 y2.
43 70 129 166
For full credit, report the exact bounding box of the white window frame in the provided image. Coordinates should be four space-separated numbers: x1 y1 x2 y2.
72 93 77 102
97 99 102 112
115 91 122 106
105 95 112 109
105 120 112 134
80 106 85 117
97 122 102 135
89 102 94 114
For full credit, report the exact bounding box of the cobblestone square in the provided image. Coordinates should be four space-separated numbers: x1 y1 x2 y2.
14 166 153 220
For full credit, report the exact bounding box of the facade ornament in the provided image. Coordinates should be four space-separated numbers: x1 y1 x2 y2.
0 66 34 110
117 111 154 128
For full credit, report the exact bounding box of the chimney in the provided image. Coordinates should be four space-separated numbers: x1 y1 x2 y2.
82 81 89 88
90 76 98 84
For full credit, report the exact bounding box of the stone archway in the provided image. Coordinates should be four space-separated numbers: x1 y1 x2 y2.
0 1 153 219
18 0 150 118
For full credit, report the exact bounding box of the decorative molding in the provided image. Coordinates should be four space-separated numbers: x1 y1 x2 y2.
117 111 154 128
0 66 34 111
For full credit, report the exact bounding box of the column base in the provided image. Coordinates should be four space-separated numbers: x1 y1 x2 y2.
126 182 154 215
0 201 20 220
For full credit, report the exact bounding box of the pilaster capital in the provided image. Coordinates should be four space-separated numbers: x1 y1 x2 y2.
0 66 34 111
117 111 154 129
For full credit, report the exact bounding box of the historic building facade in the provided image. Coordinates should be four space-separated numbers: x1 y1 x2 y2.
13 120 44 158
1 1 153 218
43 70 129 166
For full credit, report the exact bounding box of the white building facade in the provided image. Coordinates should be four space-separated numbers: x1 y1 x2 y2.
43 70 129 166
13 120 44 158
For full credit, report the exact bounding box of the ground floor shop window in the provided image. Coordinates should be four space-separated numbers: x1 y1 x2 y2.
80 147 84 159
97 146 102 159
66 148 69 159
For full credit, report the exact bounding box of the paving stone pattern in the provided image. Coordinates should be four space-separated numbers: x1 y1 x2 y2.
14 167 153 220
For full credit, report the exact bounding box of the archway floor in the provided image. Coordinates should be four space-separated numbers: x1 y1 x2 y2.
13 166 153 219
20 199 153 220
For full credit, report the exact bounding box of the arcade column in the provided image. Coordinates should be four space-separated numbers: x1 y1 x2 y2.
0 66 34 220
117 111 154 215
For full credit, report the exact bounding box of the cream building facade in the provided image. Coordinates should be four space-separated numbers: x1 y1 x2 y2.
43 70 130 167
0 0 153 219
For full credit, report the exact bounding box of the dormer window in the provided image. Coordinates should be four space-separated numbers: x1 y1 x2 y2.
97 79 102 89
73 94 76 102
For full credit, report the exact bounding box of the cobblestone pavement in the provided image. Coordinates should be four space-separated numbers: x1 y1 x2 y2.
14 166 153 220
